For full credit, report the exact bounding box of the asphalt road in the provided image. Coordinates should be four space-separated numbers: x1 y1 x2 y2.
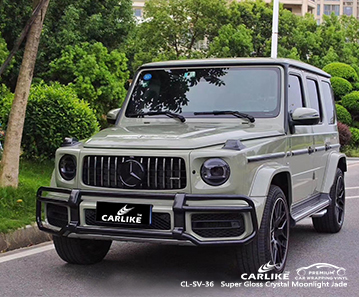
1 160 359 297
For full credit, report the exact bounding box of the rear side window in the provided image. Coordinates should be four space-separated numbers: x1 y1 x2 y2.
288 75 304 113
306 78 322 122
321 81 335 124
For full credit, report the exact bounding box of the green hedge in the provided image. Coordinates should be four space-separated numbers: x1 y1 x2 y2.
330 77 352 100
350 127 359 146
336 104 352 126
0 82 99 159
342 91 359 118
323 63 358 82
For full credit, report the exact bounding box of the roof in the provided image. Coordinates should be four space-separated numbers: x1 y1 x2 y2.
140 58 330 78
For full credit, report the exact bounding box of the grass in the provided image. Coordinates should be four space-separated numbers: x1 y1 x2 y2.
341 146 359 157
0 159 53 233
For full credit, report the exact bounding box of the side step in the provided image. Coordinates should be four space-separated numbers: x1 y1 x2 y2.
291 194 331 223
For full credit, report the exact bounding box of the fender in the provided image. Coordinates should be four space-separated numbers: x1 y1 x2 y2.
321 151 347 194
249 163 292 202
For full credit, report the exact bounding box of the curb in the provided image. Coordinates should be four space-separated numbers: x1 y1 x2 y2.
0 224 52 253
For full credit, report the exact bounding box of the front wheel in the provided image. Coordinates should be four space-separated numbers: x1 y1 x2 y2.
236 185 290 274
53 236 112 265
312 168 345 233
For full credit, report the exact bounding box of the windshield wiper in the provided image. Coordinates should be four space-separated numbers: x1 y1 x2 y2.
128 111 186 123
194 110 255 123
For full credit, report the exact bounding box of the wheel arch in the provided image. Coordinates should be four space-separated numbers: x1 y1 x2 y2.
321 152 347 194
249 164 292 207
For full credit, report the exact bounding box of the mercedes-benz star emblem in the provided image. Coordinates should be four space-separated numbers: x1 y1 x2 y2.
119 159 145 187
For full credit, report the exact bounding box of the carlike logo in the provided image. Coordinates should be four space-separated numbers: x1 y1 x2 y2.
258 262 276 273
117 205 134 216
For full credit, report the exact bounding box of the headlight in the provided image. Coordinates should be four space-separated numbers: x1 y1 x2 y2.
200 158 230 186
59 155 77 181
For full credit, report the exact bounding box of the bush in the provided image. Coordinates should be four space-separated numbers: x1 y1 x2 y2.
335 104 352 126
0 82 99 159
49 42 129 128
338 122 352 147
323 63 358 83
342 91 359 120
349 127 359 146
352 82 359 91
330 77 352 100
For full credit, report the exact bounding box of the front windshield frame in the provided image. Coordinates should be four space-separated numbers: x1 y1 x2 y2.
124 65 282 120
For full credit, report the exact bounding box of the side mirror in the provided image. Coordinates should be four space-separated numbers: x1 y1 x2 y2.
107 108 121 125
289 107 320 133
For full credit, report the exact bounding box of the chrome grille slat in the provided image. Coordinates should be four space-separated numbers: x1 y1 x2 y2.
170 158 173 189
107 157 110 187
83 156 186 190
162 158 166 189
94 157 97 186
115 157 118 187
155 158 158 189
100 157 104 186
147 158 150 188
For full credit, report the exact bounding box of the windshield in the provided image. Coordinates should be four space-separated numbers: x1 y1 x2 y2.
125 66 281 118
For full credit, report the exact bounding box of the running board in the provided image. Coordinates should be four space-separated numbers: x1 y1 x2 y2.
291 194 331 223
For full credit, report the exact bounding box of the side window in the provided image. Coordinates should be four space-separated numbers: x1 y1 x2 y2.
306 78 322 122
288 74 304 113
321 81 335 124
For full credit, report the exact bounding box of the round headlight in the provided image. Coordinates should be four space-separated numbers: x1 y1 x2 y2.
59 155 77 181
201 158 230 186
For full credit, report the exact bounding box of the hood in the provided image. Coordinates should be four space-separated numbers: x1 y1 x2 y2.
83 123 284 150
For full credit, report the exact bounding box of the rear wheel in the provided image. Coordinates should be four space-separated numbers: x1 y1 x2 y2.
312 168 345 233
53 236 112 265
236 185 290 274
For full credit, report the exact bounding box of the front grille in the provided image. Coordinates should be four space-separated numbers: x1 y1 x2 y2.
47 204 68 228
85 209 171 230
82 156 186 190
191 213 245 238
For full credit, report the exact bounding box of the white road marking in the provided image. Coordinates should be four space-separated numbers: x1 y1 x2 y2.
346 196 359 199
0 243 54 264
345 186 359 190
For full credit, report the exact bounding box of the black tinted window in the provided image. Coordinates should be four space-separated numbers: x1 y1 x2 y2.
288 75 304 112
126 67 281 118
307 79 321 121
321 81 335 124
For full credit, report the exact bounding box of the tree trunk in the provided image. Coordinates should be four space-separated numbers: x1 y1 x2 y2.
0 0 50 188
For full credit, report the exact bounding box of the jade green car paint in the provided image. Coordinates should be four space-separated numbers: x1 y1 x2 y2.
37 58 346 272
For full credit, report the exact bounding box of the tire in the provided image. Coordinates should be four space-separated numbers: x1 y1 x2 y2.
236 185 290 274
53 236 112 265
312 168 345 233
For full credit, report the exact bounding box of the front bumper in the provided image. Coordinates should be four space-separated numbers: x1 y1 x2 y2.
36 187 258 246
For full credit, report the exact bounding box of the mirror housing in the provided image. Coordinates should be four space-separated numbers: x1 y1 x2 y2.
289 107 320 133
107 108 121 125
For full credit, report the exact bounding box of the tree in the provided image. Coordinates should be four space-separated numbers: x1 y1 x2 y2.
0 0 50 188
208 24 253 58
127 0 228 72
36 0 134 77
49 42 129 127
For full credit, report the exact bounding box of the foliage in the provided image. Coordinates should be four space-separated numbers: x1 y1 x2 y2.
337 122 352 147
208 24 253 58
331 77 352 100
49 42 129 126
0 82 98 159
349 127 359 146
323 62 358 82
336 104 352 126
342 91 359 121
0 159 53 234
126 0 228 72
36 0 134 77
